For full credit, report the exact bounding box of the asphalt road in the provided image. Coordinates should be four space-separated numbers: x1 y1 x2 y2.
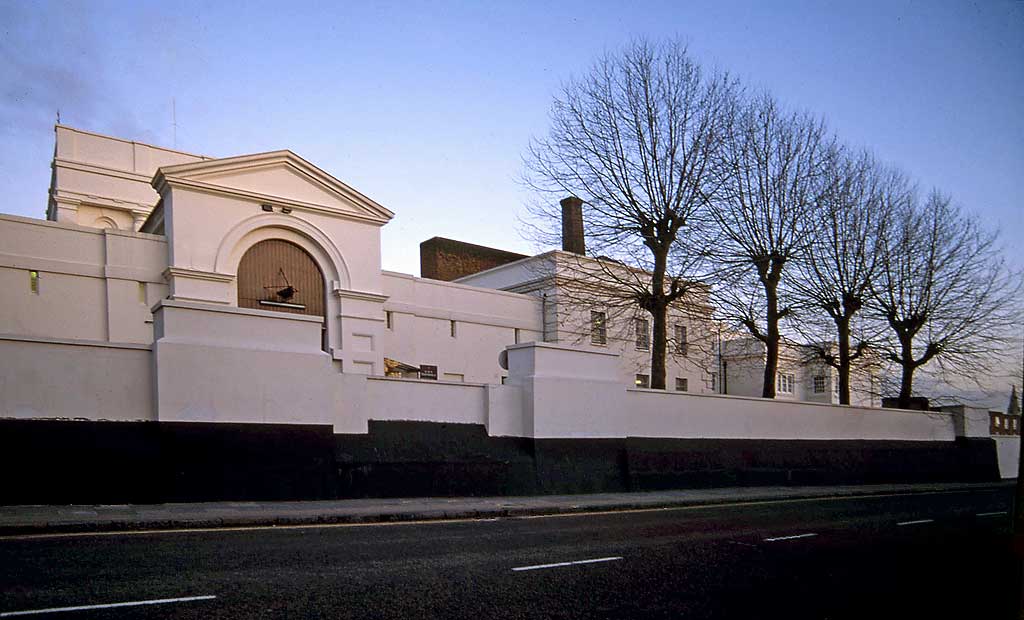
0 487 1017 619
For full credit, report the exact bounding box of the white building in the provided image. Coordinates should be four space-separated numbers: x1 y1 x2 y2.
718 336 878 406
0 125 1006 504
12 125 717 392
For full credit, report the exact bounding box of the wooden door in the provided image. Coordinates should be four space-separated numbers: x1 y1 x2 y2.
237 239 325 317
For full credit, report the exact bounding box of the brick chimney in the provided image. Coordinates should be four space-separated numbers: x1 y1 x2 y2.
560 196 585 255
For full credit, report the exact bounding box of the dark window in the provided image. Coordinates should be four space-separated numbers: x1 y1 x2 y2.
675 324 688 356
591 311 607 345
635 318 649 350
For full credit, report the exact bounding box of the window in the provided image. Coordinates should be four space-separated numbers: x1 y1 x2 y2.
29 270 39 294
675 377 688 392
813 375 827 393
777 373 795 394
137 282 147 304
995 416 1002 429
711 372 718 392
675 324 688 356
590 311 607 345
385 311 393 329
514 328 520 344
450 320 457 337
635 374 650 389
635 318 649 350
501 376 508 385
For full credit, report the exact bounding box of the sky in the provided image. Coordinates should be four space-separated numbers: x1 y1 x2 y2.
1 0 1022 403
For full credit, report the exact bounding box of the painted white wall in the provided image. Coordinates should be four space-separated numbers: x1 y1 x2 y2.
994 436 1020 479
503 341 956 440
380 270 542 384
153 300 340 425
0 127 989 447
0 337 153 421
0 215 168 344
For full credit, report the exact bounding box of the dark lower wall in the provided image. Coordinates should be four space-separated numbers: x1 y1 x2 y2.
0 419 1001 505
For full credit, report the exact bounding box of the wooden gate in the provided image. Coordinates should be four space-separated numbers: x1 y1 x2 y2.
237 239 326 318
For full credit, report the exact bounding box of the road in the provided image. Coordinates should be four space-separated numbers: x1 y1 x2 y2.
0 487 1017 619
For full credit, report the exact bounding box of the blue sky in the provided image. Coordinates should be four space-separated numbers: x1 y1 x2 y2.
2 1 1021 275
1 0 1021 405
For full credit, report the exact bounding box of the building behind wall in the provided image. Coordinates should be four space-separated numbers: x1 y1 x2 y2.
719 336 878 406
0 125 1010 505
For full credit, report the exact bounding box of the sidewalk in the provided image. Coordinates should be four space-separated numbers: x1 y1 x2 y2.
0 481 1013 536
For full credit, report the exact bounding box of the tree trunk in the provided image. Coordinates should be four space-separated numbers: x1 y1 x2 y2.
897 336 915 408
650 302 667 390
836 315 851 405
649 247 669 390
762 281 780 399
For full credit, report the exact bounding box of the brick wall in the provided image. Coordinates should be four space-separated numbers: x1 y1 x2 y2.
420 237 526 281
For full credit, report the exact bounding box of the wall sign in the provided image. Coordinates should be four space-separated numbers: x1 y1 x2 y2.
419 365 438 380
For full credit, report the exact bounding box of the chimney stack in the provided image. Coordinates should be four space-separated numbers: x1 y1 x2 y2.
560 196 585 255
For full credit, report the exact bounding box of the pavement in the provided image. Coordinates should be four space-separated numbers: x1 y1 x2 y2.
0 480 1013 536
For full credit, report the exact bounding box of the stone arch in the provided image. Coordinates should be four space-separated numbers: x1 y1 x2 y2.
215 213 351 289
93 216 119 230
215 214 351 354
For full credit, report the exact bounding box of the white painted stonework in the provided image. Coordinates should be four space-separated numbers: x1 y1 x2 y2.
0 126 1010 460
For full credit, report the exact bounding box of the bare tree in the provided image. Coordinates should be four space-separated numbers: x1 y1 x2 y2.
871 190 1022 409
792 151 906 404
709 92 835 398
523 39 736 389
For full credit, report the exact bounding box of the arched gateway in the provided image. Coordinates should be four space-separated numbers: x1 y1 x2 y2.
236 239 326 317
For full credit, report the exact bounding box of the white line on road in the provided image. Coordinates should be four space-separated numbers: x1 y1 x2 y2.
896 519 934 526
512 556 623 572
762 533 817 542
0 595 216 617
977 511 1008 517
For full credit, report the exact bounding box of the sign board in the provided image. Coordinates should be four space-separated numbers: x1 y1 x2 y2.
419 364 438 380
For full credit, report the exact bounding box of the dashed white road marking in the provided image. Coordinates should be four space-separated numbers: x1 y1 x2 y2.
977 511 1008 517
896 519 934 526
0 595 216 617
512 556 623 572
763 533 817 542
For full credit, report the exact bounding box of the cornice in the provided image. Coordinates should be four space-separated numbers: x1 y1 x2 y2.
333 288 389 303
52 188 155 212
155 175 392 227
152 150 394 223
162 266 235 283
54 158 154 184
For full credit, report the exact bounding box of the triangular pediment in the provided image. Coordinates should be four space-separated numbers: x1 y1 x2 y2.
152 150 393 224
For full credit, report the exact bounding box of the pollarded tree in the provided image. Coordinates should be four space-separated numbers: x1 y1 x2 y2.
709 92 836 398
523 39 737 390
871 190 1022 409
792 151 907 404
